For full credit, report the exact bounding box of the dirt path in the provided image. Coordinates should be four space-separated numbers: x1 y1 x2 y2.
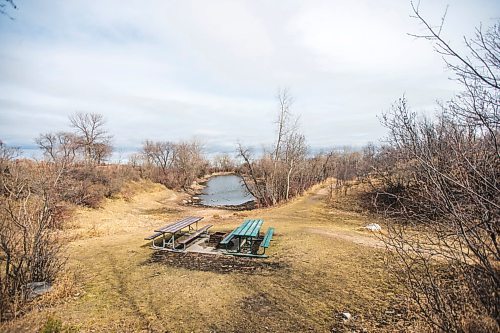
306 227 385 249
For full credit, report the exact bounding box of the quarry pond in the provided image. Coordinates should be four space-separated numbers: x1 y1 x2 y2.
198 174 255 208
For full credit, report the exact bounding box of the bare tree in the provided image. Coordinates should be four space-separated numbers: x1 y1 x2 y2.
93 142 113 165
372 7 500 331
0 140 20 198
409 1 499 91
238 89 310 206
139 139 207 189
173 139 206 189
36 132 79 165
212 153 236 172
69 112 112 165
237 143 271 207
379 97 499 332
141 140 176 174
0 0 16 19
271 88 300 203
273 88 294 163
0 140 19 172
284 132 307 200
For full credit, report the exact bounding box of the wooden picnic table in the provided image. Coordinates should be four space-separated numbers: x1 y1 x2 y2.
220 219 274 257
145 216 205 249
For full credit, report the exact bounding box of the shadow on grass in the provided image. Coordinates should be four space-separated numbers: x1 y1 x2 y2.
140 207 183 215
144 251 288 275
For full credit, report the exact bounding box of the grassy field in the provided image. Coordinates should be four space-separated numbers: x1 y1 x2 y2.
2 180 409 333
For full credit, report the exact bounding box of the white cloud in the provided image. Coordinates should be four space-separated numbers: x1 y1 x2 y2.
0 0 498 156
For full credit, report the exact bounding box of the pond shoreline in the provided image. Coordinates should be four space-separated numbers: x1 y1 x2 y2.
187 172 256 210
192 200 256 210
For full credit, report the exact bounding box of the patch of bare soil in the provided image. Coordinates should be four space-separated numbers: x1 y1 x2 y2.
330 303 411 333
140 207 184 215
307 227 385 249
237 292 316 332
239 291 277 315
147 251 287 274
329 296 413 333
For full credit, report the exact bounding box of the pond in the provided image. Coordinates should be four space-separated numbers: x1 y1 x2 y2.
199 174 255 207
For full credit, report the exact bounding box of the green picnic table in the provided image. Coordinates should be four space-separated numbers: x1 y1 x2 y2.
220 219 274 258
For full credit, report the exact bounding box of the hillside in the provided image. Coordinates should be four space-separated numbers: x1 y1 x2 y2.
2 180 407 333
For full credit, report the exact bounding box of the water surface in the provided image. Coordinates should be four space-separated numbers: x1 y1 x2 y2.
199 175 255 206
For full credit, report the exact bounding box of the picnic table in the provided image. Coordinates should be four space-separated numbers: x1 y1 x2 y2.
145 216 211 250
220 219 274 258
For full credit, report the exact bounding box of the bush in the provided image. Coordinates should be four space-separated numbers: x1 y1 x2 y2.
40 316 62 333
0 161 64 321
39 316 78 333
370 13 499 332
53 165 140 208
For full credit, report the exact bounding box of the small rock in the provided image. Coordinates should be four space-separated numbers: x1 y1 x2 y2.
26 281 51 299
342 312 351 320
364 223 382 231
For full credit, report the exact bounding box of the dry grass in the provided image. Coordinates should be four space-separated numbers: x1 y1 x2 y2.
1 180 412 332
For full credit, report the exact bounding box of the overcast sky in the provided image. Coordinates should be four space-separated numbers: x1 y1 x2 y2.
0 0 499 159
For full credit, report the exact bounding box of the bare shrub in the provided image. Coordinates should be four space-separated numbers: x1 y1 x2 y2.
377 97 499 332
1 116 134 320
139 139 208 189
0 156 64 321
370 7 499 332
51 164 139 208
38 113 113 167
36 113 138 208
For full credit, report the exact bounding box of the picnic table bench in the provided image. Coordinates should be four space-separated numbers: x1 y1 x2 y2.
176 224 212 250
259 227 274 255
144 231 163 241
145 216 206 250
221 219 274 257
